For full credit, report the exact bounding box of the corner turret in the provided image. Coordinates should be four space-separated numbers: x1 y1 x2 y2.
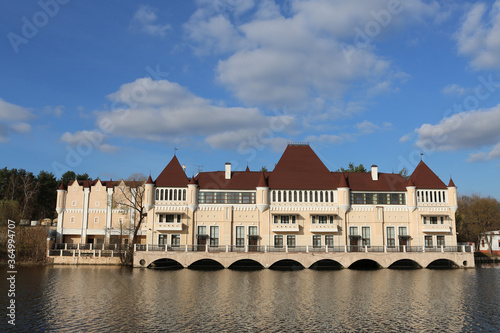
256 172 269 212
448 178 458 213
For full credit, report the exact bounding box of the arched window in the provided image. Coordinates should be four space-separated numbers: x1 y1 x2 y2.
272 191 276 202
310 191 314 202
283 191 287 202
278 191 281 202
156 189 159 200
160 189 164 201
299 191 302 202
331 191 334 202
320 191 323 202
183 189 186 201
174 190 177 200
169 189 172 201
315 191 318 202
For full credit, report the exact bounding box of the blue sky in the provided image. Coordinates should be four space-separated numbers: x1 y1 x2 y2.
1 0 500 199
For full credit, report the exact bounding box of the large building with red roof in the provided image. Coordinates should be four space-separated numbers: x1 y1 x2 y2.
55 143 459 250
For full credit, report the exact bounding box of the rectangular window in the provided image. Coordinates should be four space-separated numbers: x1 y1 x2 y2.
423 216 427 224
398 226 407 236
362 227 370 247
274 235 283 248
248 226 258 236
440 216 444 224
430 217 438 225
70 217 75 223
95 201 100 207
287 235 296 248
274 215 296 224
352 193 364 204
387 227 395 247
365 194 374 204
158 234 167 245
318 216 328 224
197 225 207 236
349 226 358 236
159 214 164 223
210 226 219 247
377 194 387 204
313 235 321 248
165 214 175 223
325 235 334 247
171 234 180 247
425 235 433 248
72 201 77 207
390 194 400 204
236 226 245 247
437 235 445 247
94 217 99 224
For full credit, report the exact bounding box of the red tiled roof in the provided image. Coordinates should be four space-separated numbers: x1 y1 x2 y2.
155 156 189 187
58 182 65 190
196 171 271 190
344 172 407 191
146 174 154 184
257 172 268 187
448 178 456 187
408 161 447 189
338 173 348 188
268 144 337 189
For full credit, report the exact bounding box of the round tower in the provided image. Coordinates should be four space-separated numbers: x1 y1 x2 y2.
56 182 66 214
338 173 350 213
256 172 269 212
406 179 417 212
144 175 155 211
187 176 198 212
447 178 458 213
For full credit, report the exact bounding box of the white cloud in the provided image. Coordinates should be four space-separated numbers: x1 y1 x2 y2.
0 98 34 142
306 134 345 145
455 1 500 70
61 130 118 153
0 98 33 122
399 133 412 143
415 105 500 161
43 105 64 117
441 84 466 96
129 5 171 37
10 122 31 134
97 78 294 150
356 120 392 134
186 0 438 109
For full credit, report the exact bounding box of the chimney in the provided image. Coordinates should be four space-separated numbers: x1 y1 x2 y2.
371 165 378 181
225 162 231 180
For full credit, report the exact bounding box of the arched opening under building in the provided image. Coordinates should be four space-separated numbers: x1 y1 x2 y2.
388 259 422 270
427 259 458 269
349 259 382 270
229 259 264 271
188 259 224 270
269 259 305 271
148 258 184 270
309 259 343 270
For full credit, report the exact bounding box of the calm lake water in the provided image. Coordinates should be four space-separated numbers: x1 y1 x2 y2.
2 265 499 332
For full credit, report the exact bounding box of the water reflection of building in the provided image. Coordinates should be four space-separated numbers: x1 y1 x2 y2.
55 143 459 249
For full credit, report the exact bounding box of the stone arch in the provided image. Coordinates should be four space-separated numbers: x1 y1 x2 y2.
348 259 382 270
149 258 184 270
188 258 224 270
228 259 264 270
309 259 344 270
269 259 305 270
427 259 459 269
388 259 422 269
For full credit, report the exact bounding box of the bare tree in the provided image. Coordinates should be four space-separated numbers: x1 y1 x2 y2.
20 173 39 219
113 179 147 265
